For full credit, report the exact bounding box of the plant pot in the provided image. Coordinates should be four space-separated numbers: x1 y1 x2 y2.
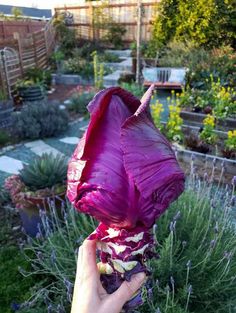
19 191 66 237
17 86 45 102
0 100 14 128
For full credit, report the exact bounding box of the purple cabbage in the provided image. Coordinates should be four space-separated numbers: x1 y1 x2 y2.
67 85 185 311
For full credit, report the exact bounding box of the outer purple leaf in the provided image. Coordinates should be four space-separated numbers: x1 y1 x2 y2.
67 85 185 229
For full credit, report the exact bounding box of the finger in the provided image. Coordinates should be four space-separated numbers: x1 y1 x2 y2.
109 272 146 306
81 239 97 277
76 245 83 280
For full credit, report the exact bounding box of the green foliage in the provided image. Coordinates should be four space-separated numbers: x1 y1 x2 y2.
11 7 23 19
166 93 184 142
19 202 97 312
187 46 236 89
151 99 164 131
0 246 35 313
0 129 11 146
0 89 8 101
25 68 52 90
179 78 236 119
92 51 104 90
12 102 69 140
104 24 126 49
0 186 10 205
120 82 144 99
151 0 236 48
156 43 236 89
53 13 76 56
99 52 120 63
199 115 218 145
92 0 126 48
19 153 68 190
63 58 94 79
225 130 236 152
140 176 236 313
68 92 95 114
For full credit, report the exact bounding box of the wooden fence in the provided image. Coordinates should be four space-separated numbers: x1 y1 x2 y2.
0 20 46 40
0 19 55 97
54 0 159 43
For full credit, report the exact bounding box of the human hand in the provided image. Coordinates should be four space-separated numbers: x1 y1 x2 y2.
71 239 146 313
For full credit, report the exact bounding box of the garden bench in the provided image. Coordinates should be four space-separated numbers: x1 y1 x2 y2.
142 67 187 90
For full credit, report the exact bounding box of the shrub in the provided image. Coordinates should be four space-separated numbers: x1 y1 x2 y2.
120 82 144 99
0 129 11 146
12 102 69 140
53 13 76 57
104 24 126 49
17 164 236 312
0 246 36 313
63 58 94 79
67 92 95 114
19 153 68 191
156 43 236 89
150 0 235 48
25 68 52 90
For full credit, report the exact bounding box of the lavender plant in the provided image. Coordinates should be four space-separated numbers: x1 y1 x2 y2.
18 163 236 313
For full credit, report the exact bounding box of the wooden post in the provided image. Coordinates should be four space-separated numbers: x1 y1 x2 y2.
32 33 38 67
89 2 95 41
44 29 48 57
136 0 142 84
13 32 24 76
2 21 6 39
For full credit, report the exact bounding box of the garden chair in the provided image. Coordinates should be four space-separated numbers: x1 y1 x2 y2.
142 67 187 90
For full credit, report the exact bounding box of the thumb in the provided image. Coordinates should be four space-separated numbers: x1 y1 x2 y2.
110 272 146 306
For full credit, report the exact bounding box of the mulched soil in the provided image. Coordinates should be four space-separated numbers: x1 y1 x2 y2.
48 84 94 102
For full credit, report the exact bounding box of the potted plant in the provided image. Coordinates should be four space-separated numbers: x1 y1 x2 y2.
4 153 68 236
15 79 45 103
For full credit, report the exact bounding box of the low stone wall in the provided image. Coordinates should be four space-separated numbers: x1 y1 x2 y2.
180 110 236 130
52 74 93 86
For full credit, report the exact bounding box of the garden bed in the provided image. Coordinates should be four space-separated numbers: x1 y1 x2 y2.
175 146 236 181
180 110 236 130
52 73 93 86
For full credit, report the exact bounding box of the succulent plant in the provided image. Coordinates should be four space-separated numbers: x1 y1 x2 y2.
19 153 68 191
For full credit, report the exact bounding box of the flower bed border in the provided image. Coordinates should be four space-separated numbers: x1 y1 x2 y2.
180 110 236 130
175 146 236 177
52 73 93 86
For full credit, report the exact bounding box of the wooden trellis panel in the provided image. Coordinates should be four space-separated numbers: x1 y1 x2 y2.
54 0 159 43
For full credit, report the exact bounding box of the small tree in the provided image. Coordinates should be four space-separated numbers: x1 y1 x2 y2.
11 7 23 20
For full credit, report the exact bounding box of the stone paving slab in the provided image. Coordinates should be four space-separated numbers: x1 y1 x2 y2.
25 140 64 157
0 156 24 174
5 146 37 164
43 138 76 157
59 137 79 145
